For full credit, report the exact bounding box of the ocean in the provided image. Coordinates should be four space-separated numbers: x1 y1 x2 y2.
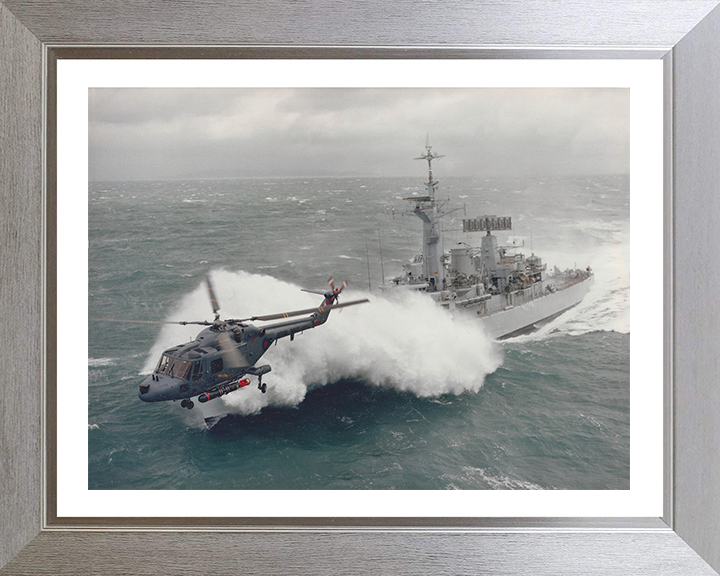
88 174 629 490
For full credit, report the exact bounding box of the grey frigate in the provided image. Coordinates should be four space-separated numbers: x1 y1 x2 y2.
380 138 594 340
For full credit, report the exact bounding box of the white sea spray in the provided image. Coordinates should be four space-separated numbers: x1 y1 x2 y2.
143 269 503 416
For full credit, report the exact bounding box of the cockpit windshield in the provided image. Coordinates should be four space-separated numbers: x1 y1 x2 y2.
155 355 192 380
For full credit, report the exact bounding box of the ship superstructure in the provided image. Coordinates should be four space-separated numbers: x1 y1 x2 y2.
381 138 594 340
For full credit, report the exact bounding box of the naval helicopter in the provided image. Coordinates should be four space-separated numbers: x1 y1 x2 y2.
97 275 368 414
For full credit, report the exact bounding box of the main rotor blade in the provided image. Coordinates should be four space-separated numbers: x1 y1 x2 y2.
237 298 369 322
205 274 221 315
91 317 211 326
328 299 367 311
217 331 246 369
300 288 327 296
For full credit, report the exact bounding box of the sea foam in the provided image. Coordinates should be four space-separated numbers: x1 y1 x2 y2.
509 229 630 342
143 269 503 416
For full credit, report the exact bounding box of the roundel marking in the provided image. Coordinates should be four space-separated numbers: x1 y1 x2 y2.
262 338 271 350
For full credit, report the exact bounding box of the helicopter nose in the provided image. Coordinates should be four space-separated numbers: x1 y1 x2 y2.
139 373 182 402
138 374 172 402
138 376 154 401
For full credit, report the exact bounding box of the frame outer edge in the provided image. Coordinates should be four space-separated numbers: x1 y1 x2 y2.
671 3 720 573
0 0 719 575
1 0 719 46
3 531 720 576
663 49 675 531
0 1 44 570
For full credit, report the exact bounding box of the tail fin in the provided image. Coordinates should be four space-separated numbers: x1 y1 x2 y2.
314 298 369 325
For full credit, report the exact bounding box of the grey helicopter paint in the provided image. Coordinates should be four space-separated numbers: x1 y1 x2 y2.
98 276 367 427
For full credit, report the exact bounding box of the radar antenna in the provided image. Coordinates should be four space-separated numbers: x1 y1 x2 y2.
414 134 445 196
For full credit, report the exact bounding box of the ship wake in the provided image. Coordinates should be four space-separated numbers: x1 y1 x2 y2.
508 234 630 342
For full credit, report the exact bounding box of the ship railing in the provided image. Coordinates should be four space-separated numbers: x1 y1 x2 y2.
555 271 592 290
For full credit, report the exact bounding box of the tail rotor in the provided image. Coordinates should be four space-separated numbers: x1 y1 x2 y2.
326 277 348 305
302 276 349 305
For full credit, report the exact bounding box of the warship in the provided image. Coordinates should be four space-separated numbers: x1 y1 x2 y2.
380 138 594 340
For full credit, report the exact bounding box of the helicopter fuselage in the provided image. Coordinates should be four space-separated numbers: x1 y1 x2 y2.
137 303 334 404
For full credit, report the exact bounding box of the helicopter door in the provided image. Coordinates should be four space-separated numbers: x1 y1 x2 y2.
210 357 223 374
191 361 202 381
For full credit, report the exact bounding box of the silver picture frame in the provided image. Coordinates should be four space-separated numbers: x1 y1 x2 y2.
2 1 719 574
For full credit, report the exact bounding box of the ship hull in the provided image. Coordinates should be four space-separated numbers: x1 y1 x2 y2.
469 276 593 340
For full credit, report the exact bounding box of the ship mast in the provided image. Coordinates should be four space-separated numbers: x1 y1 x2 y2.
417 133 444 198
403 135 446 291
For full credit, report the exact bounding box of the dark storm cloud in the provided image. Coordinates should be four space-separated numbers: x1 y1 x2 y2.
89 88 629 181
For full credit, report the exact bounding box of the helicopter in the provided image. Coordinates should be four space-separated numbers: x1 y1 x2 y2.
97 275 368 417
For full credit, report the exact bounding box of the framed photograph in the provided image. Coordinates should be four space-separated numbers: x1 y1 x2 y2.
2 1 719 574
59 61 658 519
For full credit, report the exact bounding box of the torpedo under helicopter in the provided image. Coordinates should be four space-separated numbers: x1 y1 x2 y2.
96 275 368 416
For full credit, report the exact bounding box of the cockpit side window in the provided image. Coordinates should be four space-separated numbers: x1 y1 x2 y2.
156 355 192 379
156 355 170 373
169 358 192 379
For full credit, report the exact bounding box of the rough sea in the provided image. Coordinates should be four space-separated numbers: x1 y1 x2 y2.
88 174 629 490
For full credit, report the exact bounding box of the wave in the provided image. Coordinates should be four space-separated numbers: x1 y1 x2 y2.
443 466 548 490
509 233 630 342
143 270 503 417
88 357 118 367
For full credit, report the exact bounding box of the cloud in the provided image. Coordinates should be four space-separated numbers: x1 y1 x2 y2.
89 88 629 181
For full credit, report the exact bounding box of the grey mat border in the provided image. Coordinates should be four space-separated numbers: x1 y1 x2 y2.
2 1 720 574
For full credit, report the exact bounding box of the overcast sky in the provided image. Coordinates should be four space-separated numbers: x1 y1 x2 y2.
89 88 629 182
